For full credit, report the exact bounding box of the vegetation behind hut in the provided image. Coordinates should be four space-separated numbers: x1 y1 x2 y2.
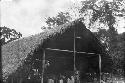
0 26 22 45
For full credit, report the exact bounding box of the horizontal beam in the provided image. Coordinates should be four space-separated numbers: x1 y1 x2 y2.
46 48 100 55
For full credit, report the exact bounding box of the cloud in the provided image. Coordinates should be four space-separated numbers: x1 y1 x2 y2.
1 0 71 37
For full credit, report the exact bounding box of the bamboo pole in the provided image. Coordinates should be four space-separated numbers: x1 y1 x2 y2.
99 54 101 83
41 49 46 83
74 22 76 73
73 25 77 83
11 77 13 83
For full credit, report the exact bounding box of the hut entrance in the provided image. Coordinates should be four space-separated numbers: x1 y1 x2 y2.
41 48 102 83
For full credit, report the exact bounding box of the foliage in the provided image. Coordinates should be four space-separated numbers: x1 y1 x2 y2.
0 26 22 45
80 0 125 74
80 0 125 25
42 12 71 30
43 0 125 32
94 29 125 74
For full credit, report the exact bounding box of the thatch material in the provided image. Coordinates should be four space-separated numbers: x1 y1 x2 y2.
2 20 112 81
2 20 81 79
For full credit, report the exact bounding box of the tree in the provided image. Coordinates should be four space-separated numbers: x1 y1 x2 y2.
43 0 125 29
0 26 22 45
42 12 71 30
80 0 125 26
94 29 125 75
79 0 125 74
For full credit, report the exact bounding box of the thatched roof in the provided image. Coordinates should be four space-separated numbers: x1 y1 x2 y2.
2 20 82 79
2 20 111 80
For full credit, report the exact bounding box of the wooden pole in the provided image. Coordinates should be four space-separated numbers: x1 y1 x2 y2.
73 25 76 83
74 24 76 73
74 25 78 83
41 49 46 83
11 77 13 83
99 54 101 83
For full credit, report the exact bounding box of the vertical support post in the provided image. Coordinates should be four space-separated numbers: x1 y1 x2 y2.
74 25 78 83
99 54 101 83
74 24 76 73
73 25 76 83
41 49 46 83
11 77 13 83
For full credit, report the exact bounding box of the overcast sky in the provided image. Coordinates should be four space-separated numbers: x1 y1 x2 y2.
1 0 125 37
1 0 73 37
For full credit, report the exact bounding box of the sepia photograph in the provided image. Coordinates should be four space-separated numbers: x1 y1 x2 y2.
1 0 125 83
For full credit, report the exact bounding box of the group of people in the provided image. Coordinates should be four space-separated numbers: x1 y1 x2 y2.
44 75 77 83
47 76 75 83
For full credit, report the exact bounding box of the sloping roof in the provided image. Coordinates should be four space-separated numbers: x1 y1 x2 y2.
2 20 109 79
2 20 83 79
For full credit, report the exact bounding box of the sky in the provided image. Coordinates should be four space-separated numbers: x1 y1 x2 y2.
1 0 73 37
1 0 125 37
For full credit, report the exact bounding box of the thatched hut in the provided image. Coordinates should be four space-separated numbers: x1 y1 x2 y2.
2 20 112 83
